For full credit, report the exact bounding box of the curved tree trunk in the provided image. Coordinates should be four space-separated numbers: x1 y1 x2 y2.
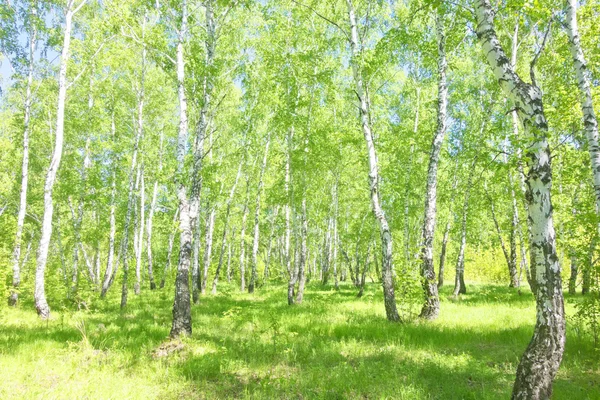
475 1 565 397
419 8 447 319
346 0 399 322
34 0 85 318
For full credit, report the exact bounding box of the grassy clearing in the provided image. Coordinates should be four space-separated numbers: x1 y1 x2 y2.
0 282 598 399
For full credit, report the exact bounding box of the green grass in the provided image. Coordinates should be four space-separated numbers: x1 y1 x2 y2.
0 282 598 399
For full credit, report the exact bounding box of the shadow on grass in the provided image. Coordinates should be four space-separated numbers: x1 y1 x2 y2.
2 282 598 399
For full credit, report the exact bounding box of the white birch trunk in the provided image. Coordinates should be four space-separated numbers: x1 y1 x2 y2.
101 113 117 298
201 206 216 294
10 13 36 306
239 175 251 292
34 0 85 318
135 168 145 295
146 130 162 290
419 9 447 319
566 0 600 224
249 133 270 293
475 1 565 397
171 0 192 337
346 0 399 321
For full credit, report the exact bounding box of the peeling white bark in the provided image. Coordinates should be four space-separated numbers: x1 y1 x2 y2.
475 1 564 397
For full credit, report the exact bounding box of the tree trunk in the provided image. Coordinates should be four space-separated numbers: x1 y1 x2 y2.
296 198 308 303
263 206 279 283
35 1 85 319
135 166 145 295
453 158 476 297
419 8 447 320
192 214 201 303
476 2 565 397
404 88 420 267
566 0 600 221
212 160 242 294
101 113 118 298
568 255 578 295
121 39 146 308
249 133 270 293
160 208 179 289
438 219 450 289
201 206 216 294
120 129 142 309
146 138 161 290
346 0 399 321
10 14 36 306
170 0 192 337
239 174 251 292
489 192 518 287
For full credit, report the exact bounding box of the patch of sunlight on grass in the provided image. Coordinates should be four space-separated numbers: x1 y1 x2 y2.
0 282 598 399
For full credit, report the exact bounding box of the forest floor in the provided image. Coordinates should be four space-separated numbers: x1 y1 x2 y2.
0 281 598 399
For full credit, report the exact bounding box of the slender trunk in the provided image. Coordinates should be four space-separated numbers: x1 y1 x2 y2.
347 0 398 321
419 9 447 319
404 88 420 266
249 133 270 293
160 208 179 289
322 216 332 285
239 175 251 291
332 178 339 290
263 206 278 282
296 198 308 303
120 129 141 309
453 158 476 296
201 206 216 294
101 115 117 298
288 229 300 305
357 241 372 298
171 0 192 337
192 214 201 303
566 0 600 222
583 238 594 295
212 160 242 294
285 129 292 277
146 171 160 289
438 220 450 288
10 15 36 306
569 255 578 295
226 231 234 283
489 193 518 287
135 167 145 295
476 2 565 397
35 1 85 318
438 162 459 289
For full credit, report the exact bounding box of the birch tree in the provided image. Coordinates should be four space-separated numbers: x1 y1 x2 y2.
34 0 86 319
475 1 565 396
